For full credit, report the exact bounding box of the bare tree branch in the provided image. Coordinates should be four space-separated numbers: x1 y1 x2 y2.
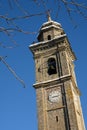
14 0 29 15
0 42 16 49
0 56 26 88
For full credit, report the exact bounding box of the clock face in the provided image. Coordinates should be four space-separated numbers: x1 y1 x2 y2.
48 91 61 103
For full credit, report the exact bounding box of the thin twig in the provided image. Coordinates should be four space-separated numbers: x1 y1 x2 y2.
0 56 26 88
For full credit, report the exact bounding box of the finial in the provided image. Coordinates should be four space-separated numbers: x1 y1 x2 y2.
46 10 51 22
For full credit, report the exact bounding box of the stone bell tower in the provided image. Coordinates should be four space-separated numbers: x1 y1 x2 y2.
29 16 85 130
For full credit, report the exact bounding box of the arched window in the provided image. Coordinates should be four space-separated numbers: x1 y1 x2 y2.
47 58 57 75
47 35 51 40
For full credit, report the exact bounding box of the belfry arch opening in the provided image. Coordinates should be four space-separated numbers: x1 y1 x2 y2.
47 58 57 75
47 35 51 40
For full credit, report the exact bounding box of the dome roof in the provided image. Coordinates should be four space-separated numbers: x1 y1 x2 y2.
40 18 62 31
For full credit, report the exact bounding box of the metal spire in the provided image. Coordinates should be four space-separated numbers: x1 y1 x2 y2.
46 10 51 21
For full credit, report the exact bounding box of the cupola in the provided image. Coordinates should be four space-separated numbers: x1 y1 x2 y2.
37 15 65 42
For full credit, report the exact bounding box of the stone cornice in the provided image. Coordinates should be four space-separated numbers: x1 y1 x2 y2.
33 74 80 96
33 74 72 89
29 34 66 49
29 34 76 61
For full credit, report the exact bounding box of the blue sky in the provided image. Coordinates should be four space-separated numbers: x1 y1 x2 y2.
0 0 87 130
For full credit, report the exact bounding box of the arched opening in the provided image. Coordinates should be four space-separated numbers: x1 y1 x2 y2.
47 35 51 40
56 116 58 122
47 58 57 75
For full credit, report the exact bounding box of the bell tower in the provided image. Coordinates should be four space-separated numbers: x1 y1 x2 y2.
29 17 85 130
